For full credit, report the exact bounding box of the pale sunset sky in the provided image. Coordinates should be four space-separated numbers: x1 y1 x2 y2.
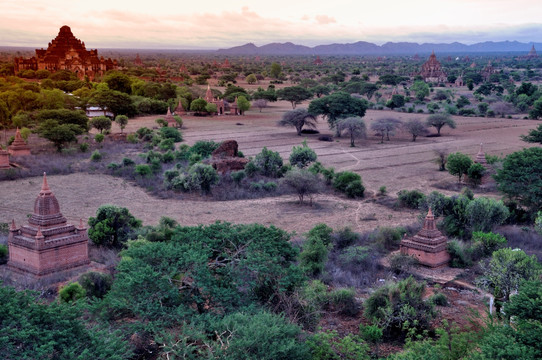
2 0 542 49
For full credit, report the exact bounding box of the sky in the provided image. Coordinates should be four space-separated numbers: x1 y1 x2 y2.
2 0 542 49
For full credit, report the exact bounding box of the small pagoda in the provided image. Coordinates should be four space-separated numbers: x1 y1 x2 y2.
400 208 450 268
174 99 186 116
164 108 177 128
8 128 31 156
8 173 90 276
204 85 225 115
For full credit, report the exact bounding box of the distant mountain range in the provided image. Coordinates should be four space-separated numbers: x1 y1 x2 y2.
217 41 542 55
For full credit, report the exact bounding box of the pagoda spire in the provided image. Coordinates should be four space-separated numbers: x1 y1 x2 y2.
41 172 51 194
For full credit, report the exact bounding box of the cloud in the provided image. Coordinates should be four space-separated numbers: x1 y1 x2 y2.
315 15 336 25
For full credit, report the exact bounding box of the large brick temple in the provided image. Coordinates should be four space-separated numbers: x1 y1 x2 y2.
14 25 118 80
8 173 90 276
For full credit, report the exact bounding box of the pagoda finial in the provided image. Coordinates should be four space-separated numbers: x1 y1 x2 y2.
15 127 22 140
427 207 433 218
41 172 50 192
10 219 16 231
35 226 44 239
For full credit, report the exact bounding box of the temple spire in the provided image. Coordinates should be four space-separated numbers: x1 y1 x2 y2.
10 219 16 231
41 172 51 194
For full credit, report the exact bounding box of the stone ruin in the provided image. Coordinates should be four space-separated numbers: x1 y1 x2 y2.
400 208 450 268
8 128 31 156
210 140 248 174
7 173 90 277
0 150 10 169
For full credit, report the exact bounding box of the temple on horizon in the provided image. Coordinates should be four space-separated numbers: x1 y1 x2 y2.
14 25 118 80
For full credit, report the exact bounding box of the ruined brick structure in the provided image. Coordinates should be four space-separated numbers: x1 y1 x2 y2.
400 208 450 268
8 128 31 156
8 173 90 276
14 25 118 80
420 51 447 83
481 61 497 82
0 150 10 169
204 84 225 115
210 140 248 174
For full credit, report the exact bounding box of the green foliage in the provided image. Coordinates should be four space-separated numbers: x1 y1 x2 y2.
307 330 370 360
535 211 542 235
308 92 368 136
447 239 475 268
0 283 131 359
333 171 361 193
59 282 86 303
36 120 83 151
397 189 426 209
364 276 435 337
187 163 219 194
467 162 486 186
282 168 321 204
79 142 89 152
289 141 317 168
472 231 507 256
465 197 509 232
446 152 473 182
277 86 313 109
411 81 430 101
300 233 329 276
114 115 128 133
254 147 283 177
477 248 542 301
0 244 8 265
159 126 182 142
89 116 112 134
495 147 542 213
79 272 113 299
231 170 246 186
35 109 89 131
371 226 404 251
429 293 448 307
330 288 359 316
308 223 334 247
236 95 251 114
520 124 542 144
90 149 102 162
135 164 151 176
389 253 419 274
88 205 142 248
345 179 365 198
94 133 104 144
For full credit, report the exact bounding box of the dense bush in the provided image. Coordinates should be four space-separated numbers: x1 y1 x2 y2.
79 272 113 299
397 189 425 209
333 171 362 194
59 282 86 303
345 179 365 198
88 205 142 248
254 147 283 177
0 244 8 265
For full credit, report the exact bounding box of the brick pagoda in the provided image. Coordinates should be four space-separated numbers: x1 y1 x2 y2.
14 25 118 80
204 85 225 115
8 173 90 276
164 108 177 127
8 128 31 156
0 150 9 169
420 51 447 83
400 208 450 267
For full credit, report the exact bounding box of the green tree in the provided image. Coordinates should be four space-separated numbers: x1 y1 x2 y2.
529 98 542 119
446 152 473 182
190 98 208 115
426 113 456 136
308 92 368 136
521 124 542 144
411 81 430 101
36 120 83 151
278 108 317 136
88 205 142 248
289 141 317 168
494 147 542 213
338 117 366 147
270 62 282 79
311 84 331 98
277 86 313 109
90 89 136 118
35 109 89 131
0 283 131 359
245 73 257 84
114 115 128 133
477 248 541 301
0 99 11 144
187 163 219 194
467 162 486 186
253 147 283 177
89 116 112 134
103 71 132 94
466 197 509 232
236 95 251 114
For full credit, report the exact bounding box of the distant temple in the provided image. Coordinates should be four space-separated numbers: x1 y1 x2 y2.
8 128 31 156
481 61 498 82
420 51 447 83
400 208 450 268
14 25 118 80
527 45 538 59
8 173 90 276
204 85 225 115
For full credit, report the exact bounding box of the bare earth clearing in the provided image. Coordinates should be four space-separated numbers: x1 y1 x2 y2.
1 100 539 235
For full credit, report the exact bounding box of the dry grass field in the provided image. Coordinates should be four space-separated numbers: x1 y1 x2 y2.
1 100 539 234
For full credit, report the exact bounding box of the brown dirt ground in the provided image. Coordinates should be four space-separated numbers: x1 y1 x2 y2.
1 101 539 233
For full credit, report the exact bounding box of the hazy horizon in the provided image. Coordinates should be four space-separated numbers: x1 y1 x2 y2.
3 0 542 50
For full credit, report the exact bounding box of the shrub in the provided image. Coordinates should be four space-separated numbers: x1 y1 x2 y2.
158 138 175 151
430 292 448 306
159 126 182 142
244 161 258 177
122 157 135 166
371 227 404 251
94 133 105 144
333 171 361 193
466 197 509 232
59 282 86 303
345 179 365 198
330 288 359 316
332 227 359 249
254 147 283 177
136 127 153 141
339 246 371 267
308 223 334 247
379 186 387 196
79 142 89 152
364 276 435 337
88 205 142 248
90 150 102 162
263 181 278 191
126 133 138 143
189 140 220 157
300 235 329 276
282 168 321 204
472 231 507 257
0 244 8 265
79 272 113 299
397 189 425 209
231 170 246 186
250 182 263 191
107 162 120 170
447 239 474 268
187 163 219 194
135 164 152 177
389 253 418 274
289 141 318 168
321 167 335 185
467 162 486 186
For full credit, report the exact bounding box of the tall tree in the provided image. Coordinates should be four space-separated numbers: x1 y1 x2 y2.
308 92 368 137
277 86 313 109
403 119 429 141
426 113 456 136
